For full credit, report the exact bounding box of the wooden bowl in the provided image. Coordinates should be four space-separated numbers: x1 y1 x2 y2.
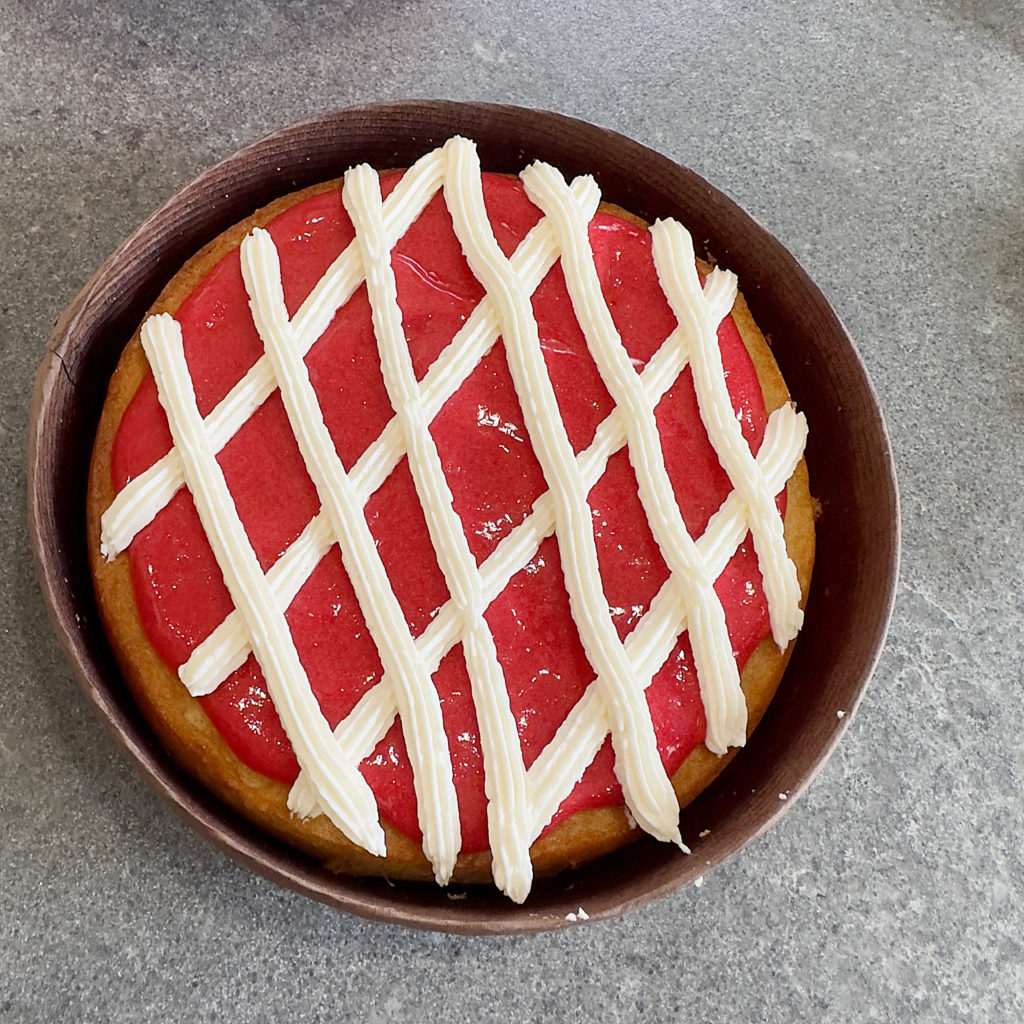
28 101 899 935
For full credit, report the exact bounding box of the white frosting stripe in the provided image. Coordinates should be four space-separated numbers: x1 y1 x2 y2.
651 220 804 648
441 135 682 847
240 227 461 885
342 163 534 902
520 161 746 755
138 313 386 855
288 677 397 817
100 148 447 561
182 509 334 695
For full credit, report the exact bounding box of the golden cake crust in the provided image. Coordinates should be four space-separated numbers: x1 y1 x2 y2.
87 174 815 887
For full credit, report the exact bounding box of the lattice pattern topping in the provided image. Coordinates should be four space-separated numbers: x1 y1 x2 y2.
103 137 808 902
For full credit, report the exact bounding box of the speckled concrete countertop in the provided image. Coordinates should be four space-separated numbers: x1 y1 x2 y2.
3 2 1022 1020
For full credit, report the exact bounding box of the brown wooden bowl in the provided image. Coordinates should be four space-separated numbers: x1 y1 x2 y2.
27 101 899 935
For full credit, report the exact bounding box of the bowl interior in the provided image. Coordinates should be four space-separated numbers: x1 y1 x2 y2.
28 101 899 935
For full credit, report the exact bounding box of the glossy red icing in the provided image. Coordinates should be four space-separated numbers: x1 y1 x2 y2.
112 173 775 854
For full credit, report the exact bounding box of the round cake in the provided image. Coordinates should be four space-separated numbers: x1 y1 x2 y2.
87 136 814 903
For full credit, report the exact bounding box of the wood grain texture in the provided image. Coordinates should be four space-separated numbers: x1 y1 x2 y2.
27 101 899 935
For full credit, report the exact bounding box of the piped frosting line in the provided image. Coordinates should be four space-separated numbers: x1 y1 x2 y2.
240 228 461 886
651 220 804 649
341 163 534 902
180 176 601 696
138 313 386 856
100 148 447 561
520 161 746 756
442 135 682 847
288 677 397 816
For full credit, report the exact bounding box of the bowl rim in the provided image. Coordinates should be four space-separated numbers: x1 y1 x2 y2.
27 100 900 935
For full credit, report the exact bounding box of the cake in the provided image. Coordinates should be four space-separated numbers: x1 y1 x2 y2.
87 135 814 903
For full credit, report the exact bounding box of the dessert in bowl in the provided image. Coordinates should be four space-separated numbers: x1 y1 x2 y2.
29 103 898 933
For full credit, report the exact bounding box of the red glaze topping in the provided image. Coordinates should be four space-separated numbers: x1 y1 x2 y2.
112 173 774 853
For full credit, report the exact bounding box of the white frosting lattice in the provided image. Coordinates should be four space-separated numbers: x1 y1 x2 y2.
103 137 807 902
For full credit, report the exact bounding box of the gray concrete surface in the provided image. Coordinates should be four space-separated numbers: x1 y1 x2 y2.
3 0 1022 1020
